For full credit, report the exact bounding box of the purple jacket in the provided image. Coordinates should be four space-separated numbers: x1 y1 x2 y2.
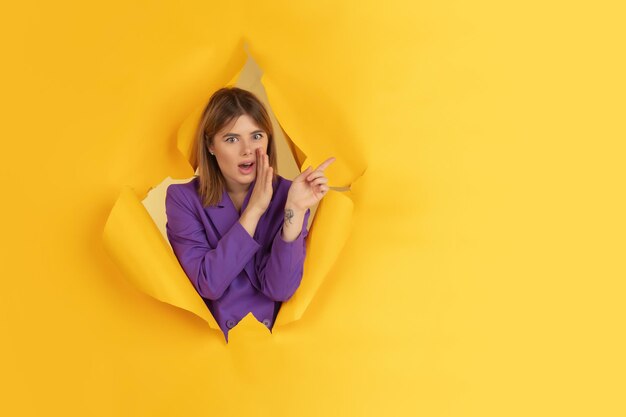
165 175 310 342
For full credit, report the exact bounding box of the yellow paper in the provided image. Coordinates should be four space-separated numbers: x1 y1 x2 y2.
103 185 219 328
3 1 625 416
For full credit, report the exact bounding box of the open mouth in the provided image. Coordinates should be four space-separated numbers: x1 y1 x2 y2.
238 162 255 174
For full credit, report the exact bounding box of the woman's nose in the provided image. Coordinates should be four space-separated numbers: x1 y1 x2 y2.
240 139 252 156
241 140 259 157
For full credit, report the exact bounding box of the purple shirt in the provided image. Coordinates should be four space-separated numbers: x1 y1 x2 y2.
165 175 310 342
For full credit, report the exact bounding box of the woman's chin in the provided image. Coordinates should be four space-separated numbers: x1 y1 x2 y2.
230 172 256 186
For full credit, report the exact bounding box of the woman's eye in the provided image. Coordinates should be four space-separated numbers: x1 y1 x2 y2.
253 133 263 140
226 137 237 143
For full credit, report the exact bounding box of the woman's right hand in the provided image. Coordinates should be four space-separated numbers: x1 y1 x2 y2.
245 147 274 217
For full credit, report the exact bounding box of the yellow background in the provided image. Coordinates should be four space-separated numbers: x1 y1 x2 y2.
2 1 625 416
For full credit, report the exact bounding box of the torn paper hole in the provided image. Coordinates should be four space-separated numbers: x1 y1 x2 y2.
102 46 365 339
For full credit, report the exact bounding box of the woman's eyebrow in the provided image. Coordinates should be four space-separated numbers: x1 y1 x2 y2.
222 130 265 137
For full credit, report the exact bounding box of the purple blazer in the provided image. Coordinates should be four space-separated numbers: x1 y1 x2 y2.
165 175 311 342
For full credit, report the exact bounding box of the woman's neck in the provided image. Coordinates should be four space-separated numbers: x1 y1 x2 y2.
226 186 249 198
224 178 251 196
225 182 251 212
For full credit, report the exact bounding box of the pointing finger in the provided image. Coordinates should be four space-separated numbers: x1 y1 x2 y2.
315 157 336 172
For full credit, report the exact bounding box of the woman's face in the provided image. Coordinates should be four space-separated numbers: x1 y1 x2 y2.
209 114 269 193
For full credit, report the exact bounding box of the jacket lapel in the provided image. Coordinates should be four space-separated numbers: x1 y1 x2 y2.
239 182 257 282
203 190 237 240
203 180 258 282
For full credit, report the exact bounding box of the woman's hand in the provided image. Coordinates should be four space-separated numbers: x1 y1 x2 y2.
246 147 274 217
286 157 336 212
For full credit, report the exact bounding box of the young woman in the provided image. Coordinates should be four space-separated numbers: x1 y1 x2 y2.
165 87 334 342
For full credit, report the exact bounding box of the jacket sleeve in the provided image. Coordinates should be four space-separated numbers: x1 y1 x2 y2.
165 185 262 300
252 208 311 301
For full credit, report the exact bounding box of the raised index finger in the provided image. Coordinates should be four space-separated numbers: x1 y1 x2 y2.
315 157 336 172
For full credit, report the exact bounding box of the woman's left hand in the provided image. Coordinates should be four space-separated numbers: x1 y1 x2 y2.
286 157 336 212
